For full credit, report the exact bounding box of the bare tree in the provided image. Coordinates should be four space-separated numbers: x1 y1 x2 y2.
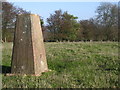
95 2 118 41
2 2 30 42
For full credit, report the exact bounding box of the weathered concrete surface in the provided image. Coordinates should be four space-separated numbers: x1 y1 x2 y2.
11 14 48 75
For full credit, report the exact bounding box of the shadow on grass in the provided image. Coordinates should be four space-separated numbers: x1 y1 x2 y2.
0 65 11 74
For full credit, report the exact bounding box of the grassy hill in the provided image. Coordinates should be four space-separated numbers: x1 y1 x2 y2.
2 42 119 88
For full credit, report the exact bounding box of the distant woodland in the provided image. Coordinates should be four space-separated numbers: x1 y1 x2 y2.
2 2 119 42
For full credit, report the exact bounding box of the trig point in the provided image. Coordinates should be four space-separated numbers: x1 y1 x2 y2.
11 14 48 75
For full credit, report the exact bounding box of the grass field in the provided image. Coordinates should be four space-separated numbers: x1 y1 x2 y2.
2 42 119 88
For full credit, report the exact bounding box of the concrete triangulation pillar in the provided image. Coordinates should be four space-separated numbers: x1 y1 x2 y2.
11 14 48 75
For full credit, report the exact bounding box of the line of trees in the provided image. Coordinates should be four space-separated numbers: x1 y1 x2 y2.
1 2 119 42
45 2 118 41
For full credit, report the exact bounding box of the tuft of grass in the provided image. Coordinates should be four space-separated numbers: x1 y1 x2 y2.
2 42 119 88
